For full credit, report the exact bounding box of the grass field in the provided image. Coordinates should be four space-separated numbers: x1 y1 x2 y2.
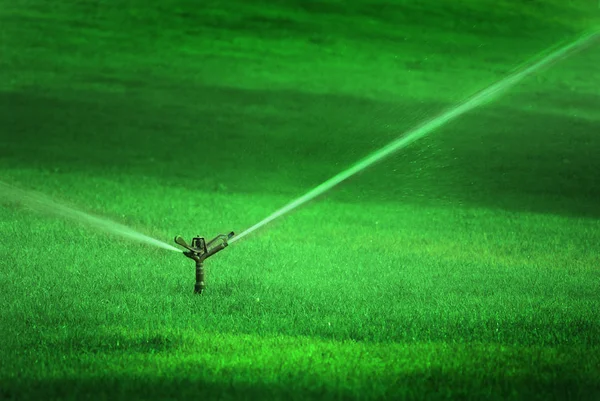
1 1 600 400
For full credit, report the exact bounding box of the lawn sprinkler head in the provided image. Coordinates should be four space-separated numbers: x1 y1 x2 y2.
174 232 234 294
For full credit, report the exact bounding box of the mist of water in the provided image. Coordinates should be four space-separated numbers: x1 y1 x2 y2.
230 30 600 244
0 180 180 252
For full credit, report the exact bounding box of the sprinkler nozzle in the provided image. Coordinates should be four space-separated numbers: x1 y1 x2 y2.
174 232 234 294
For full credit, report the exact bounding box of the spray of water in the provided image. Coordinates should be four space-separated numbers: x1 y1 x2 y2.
230 30 600 244
0 180 180 252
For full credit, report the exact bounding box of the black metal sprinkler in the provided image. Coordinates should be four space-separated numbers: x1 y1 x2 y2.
174 232 234 294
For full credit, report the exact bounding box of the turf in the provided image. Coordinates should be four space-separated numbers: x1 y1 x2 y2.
1 1 599 400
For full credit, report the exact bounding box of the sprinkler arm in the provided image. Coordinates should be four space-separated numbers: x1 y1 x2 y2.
203 241 227 259
174 236 195 253
206 231 234 248
175 232 234 257
181 243 226 263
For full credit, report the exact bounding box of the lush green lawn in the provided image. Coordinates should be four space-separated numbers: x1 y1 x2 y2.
1 1 599 400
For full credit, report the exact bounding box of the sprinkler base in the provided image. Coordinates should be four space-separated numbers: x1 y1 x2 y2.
194 283 205 294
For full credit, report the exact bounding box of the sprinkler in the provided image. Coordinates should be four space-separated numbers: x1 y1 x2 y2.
174 231 234 294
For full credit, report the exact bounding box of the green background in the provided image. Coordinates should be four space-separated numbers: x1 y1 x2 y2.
1 1 599 400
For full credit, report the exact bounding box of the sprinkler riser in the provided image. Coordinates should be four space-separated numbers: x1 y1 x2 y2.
194 261 205 294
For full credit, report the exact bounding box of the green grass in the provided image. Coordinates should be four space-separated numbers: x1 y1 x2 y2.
1 0 600 400
2 176 599 400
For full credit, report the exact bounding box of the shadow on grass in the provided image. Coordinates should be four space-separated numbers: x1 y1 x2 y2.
2 368 599 401
1 87 599 218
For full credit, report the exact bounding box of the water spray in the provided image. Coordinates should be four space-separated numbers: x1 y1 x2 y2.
174 232 235 294
0 180 179 252
230 29 600 244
